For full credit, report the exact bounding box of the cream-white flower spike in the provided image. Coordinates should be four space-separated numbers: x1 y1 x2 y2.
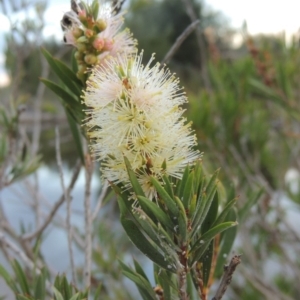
83 52 201 198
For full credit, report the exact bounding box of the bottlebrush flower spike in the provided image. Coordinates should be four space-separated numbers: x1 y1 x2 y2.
83 52 201 198
61 0 137 80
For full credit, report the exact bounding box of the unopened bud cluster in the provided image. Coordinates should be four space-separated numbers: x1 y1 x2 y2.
62 0 137 81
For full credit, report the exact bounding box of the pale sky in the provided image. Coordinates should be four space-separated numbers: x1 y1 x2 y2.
208 0 300 36
0 0 299 86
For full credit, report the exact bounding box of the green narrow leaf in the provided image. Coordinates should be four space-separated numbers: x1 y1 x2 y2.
15 295 32 300
40 79 83 123
69 294 80 300
12 260 30 295
93 284 102 300
137 196 174 230
202 191 219 234
0 264 19 292
201 241 214 287
52 287 64 300
162 175 174 199
186 273 195 300
41 47 82 96
249 78 300 121
119 261 157 300
115 187 135 219
175 165 190 198
91 0 99 20
212 198 237 228
150 177 178 218
215 209 238 277
155 269 172 300
61 276 72 299
34 273 46 300
182 171 194 209
239 188 263 221
134 259 149 283
191 221 237 264
131 210 177 254
173 196 188 242
124 156 145 197
122 271 156 300
193 160 203 193
120 216 176 272
66 111 85 165
191 172 219 238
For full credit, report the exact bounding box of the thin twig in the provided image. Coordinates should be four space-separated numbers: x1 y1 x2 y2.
55 127 77 284
21 160 82 241
162 20 200 65
181 0 212 92
92 181 109 221
84 154 94 288
240 265 294 300
212 255 241 300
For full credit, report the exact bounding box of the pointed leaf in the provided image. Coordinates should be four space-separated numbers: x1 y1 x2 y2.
34 273 46 300
173 196 188 242
215 209 238 277
12 260 30 295
191 222 237 264
69 294 80 300
182 171 194 209
52 287 64 300
162 175 174 199
155 269 172 300
0 264 19 292
122 271 156 300
212 198 237 227
176 165 190 199
41 47 82 96
40 79 83 122
201 241 214 287
120 217 176 272
150 177 178 218
134 259 149 283
239 188 263 221
124 156 145 197
137 196 174 230
191 172 219 238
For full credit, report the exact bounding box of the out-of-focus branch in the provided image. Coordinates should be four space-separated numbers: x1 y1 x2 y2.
162 20 200 65
84 154 93 288
212 255 241 300
55 127 77 285
240 265 294 300
92 181 109 221
181 0 212 92
21 160 82 242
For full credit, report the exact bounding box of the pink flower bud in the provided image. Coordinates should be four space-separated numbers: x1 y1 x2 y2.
93 38 105 51
103 39 114 51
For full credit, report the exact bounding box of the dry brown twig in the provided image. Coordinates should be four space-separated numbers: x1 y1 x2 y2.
55 127 77 285
162 19 200 65
212 255 241 300
84 153 94 288
181 0 212 92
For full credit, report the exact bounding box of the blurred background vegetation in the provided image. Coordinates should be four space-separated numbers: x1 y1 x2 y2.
1 0 300 299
